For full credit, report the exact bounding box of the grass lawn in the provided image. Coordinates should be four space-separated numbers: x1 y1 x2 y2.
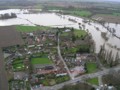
13 59 23 64
86 62 97 73
42 80 49 86
13 63 25 71
16 25 51 32
36 75 69 86
63 44 90 54
49 79 56 85
55 75 70 84
61 31 70 36
12 59 25 71
64 47 78 54
86 77 99 85
74 30 87 37
31 57 52 65
61 30 87 37
32 53 47 57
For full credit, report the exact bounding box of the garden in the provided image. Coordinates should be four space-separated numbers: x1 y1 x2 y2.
86 77 99 86
33 74 70 86
86 62 98 73
12 59 25 71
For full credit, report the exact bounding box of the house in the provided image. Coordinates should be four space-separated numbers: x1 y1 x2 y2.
28 45 35 48
56 73 67 77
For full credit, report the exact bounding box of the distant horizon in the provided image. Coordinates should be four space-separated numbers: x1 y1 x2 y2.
0 0 120 2
35 0 120 2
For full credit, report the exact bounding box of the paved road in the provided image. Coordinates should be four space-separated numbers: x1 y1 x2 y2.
0 49 9 90
57 33 74 80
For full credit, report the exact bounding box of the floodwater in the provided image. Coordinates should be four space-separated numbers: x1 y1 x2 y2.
0 9 120 59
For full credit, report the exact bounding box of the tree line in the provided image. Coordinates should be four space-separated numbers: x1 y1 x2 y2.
0 13 17 20
98 44 119 67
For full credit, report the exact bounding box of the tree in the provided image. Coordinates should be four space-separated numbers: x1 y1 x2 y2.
113 52 119 66
102 71 120 90
0 13 17 19
11 13 17 18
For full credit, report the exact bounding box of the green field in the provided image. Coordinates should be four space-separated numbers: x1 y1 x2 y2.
113 13 120 16
61 30 87 37
63 10 92 17
74 30 87 37
31 57 52 64
87 77 99 85
44 6 92 17
16 25 51 32
86 62 97 73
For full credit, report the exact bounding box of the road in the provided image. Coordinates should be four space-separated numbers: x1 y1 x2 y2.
57 33 74 80
0 49 9 90
35 65 120 90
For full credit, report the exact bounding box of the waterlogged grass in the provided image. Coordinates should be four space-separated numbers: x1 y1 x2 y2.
16 25 51 32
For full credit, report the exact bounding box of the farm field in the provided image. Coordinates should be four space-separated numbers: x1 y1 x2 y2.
0 26 24 47
16 25 51 32
63 10 92 17
92 14 120 23
113 13 120 16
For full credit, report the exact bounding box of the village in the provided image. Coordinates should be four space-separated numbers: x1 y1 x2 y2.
2 26 100 90
0 0 120 90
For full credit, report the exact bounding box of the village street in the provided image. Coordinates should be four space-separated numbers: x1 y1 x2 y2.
57 33 74 80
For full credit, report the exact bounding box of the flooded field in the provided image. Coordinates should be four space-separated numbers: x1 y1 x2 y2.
92 14 120 24
0 9 120 59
